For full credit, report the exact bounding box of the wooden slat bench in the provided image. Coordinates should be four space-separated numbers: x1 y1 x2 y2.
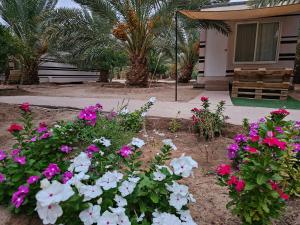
232 68 292 100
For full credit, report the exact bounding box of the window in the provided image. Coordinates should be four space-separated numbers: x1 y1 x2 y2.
234 22 279 63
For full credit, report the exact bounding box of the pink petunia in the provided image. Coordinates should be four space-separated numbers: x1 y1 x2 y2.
60 145 73 154
27 176 40 185
20 102 30 112
8 123 23 133
62 171 73 184
43 163 61 180
0 150 6 161
119 145 133 158
227 175 238 186
216 164 231 176
235 179 246 192
14 156 26 165
200 96 209 102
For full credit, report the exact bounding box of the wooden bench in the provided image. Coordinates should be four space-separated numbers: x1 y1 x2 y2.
7 70 22 84
232 68 292 100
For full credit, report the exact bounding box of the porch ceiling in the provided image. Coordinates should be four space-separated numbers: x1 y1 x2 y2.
179 3 300 20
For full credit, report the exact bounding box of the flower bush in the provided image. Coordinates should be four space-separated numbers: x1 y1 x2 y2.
191 96 225 140
0 98 199 225
217 109 300 225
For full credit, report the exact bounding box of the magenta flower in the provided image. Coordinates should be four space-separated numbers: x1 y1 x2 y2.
37 122 48 133
40 132 52 140
11 149 21 157
234 134 247 143
275 126 284 134
78 106 98 126
14 156 26 165
86 144 99 155
62 171 73 184
43 163 61 180
0 150 6 161
227 143 239 159
0 173 5 183
60 145 73 153
27 176 40 185
119 145 133 158
20 102 30 112
31 136 37 142
18 185 29 194
293 143 300 153
95 103 103 111
12 193 25 208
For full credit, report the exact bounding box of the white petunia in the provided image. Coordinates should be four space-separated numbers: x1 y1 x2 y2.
36 181 74 207
68 152 91 174
169 192 188 210
67 172 90 188
131 138 145 148
162 139 177 150
148 97 156 104
118 180 137 197
96 171 123 191
153 170 166 181
79 185 103 201
166 182 189 196
110 207 131 225
170 154 198 177
137 212 145 222
36 202 63 225
97 210 118 225
119 107 129 115
114 195 127 207
40 178 50 189
128 176 140 183
152 211 182 225
93 137 111 147
79 204 101 225
178 210 197 225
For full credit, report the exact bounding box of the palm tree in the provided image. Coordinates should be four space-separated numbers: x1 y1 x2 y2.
46 8 127 82
0 0 57 84
73 0 228 87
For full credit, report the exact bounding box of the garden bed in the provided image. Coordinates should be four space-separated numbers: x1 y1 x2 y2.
0 103 299 225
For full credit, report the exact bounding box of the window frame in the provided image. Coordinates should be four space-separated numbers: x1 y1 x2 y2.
233 21 281 64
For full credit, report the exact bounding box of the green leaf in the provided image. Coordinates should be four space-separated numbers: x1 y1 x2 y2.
244 183 256 191
256 174 268 185
150 193 159 203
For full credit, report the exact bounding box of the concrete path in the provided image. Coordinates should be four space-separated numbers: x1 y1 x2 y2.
0 93 299 125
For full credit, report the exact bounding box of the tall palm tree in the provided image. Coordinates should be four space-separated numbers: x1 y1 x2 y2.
0 0 57 84
46 8 127 82
73 0 226 87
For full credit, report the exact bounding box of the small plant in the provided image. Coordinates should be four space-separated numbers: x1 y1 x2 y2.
217 109 300 225
191 96 226 140
169 111 181 133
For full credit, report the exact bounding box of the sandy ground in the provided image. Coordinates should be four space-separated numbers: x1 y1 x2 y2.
0 103 299 225
0 82 201 102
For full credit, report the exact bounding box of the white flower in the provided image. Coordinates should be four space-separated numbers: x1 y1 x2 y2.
118 180 137 197
40 178 50 189
141 112 147 117
79 204 101 225
131 138 145 148
178 210 197 225
162 139 177 150
119 107 129 115
67 172 90 189
97 210 118 225
152 211 181 225
153 170 166 181
169 192 188 210
97 198 102 205
54 124 62 129
148 97 156 104
79 185 103 201
96 171 123 191
36 181 74 207
36 202 63 225
68 152 91 174
137 212 145 222
114 195 127 207
128 176 140 183
166 182 189 196
170 155 198 177
110 207 131 225
93 137 111 147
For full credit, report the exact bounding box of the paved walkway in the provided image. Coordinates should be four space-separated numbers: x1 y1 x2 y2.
0 91 299 125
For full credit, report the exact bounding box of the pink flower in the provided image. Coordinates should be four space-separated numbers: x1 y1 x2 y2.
0 150 6 161
244 146 258 154
20 102 30 112
40 132 52 140
250 135 260 142
200 96 209 102
270 109 289 117
280 192 289 200
30 136 37 142
18 185 29 194
267 131 274 137
263 137 286 150
275 126 284 134
60 145 73 153
12 193 25 208
11 149 21 157
14 156 26 165
119 145 133 158
227 176 238 186
78 106 98 126
269 180 279 190
8 123 23 133
27 176 40 185
216 164 231 176
37 122 48 133
62 171 73 184
43 163 61 180
235 179 245 192
0 173 5 183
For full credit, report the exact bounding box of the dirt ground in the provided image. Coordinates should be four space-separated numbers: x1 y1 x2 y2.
0 103 299 225
0 82 201 102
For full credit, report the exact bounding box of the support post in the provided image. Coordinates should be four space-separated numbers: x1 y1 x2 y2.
175 10 178 102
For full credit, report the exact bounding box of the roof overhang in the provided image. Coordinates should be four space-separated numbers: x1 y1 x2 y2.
179 3 300 20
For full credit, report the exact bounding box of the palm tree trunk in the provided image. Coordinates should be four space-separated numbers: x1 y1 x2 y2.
98 69 110 82
179 64 193 83
126 55 148 87
21 61 39 85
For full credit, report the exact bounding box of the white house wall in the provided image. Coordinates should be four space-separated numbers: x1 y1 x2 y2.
38 57 99 83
